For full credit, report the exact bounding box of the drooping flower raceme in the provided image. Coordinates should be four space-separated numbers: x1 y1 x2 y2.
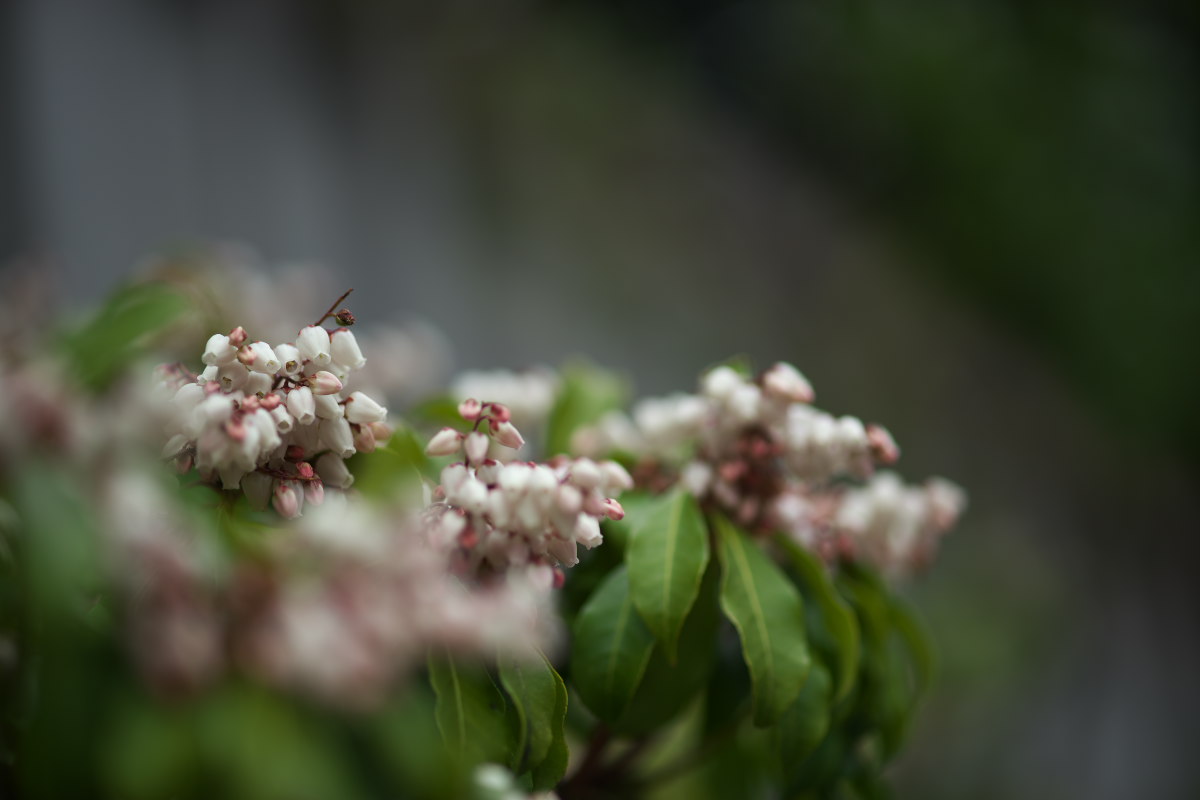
573 362 964 576
158 323 391 517
421 399 631 584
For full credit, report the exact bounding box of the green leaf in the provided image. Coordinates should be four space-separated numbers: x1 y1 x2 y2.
776 661 833 780
569 566 656 723
60 280 190 390
428 653 515 766
627 489 710 662
529 659 570 791
775 534 861 702
370 685 470 800
712 514 811 727
615 559 721 735
890 597 936 698
345 423 434 498
544 360 628 456
498 652 563 776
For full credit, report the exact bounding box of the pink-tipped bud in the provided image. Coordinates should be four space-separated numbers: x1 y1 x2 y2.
259 393 282 411
866 424 900 464
426 427 463 457
241 394 261 411
464 431 489 466
488 402 512 423
368 420 393 444
228 326 248 346
491 420 525 450
296 461 315 480
224 418 246 442
272 481 302 519
303 479 325 506
602 498 625 521
458 398 483 421
353 423 377 454
762 362 815 404
236 346 256 367
309 370 343 396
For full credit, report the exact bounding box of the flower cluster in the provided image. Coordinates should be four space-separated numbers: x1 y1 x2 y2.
158 315 390 517
450 368 560 431
423 399 631 582
105 471 553 706
573 362 963 576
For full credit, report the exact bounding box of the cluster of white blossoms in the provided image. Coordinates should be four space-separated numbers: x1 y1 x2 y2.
833 472 966 576
573 362 963 576
104 470 554 706
423 398 631 582
158 310 391 518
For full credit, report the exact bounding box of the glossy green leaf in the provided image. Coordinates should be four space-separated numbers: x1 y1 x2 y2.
428 653 514 766
712 514 811 727
529 658 570 791
498 652 563 777
775 534 861 702
570 566 656 723
615 560 721 735
628 489 710 662
544 360 628 456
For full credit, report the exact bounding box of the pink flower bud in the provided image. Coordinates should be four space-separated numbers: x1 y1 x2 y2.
228 326 248 346
273 481 302 519
309 370 343 396
426 428 463 457
464 431 489 466
353 423 377 454
368 421 393 443
236 346 256 367
762 362 815 404
296 461 315 480
458 398 483 421
259 392 282 411
491 420 525 450
602 497 625 521
867 424 900 464
488 402 512 423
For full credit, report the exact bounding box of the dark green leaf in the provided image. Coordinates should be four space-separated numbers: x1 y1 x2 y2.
890 597 936 698
712 514 811 726
775 534 861 702
529 658 570 791
428 653 515 766
569 566 656 723
498 651 562 776
615 559 721 735
627 489 710 662
776 661 833 780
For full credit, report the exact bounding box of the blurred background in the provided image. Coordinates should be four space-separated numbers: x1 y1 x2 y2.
1 1 1197 797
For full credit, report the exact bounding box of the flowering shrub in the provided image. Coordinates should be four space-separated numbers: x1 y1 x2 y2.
0 271 963 800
